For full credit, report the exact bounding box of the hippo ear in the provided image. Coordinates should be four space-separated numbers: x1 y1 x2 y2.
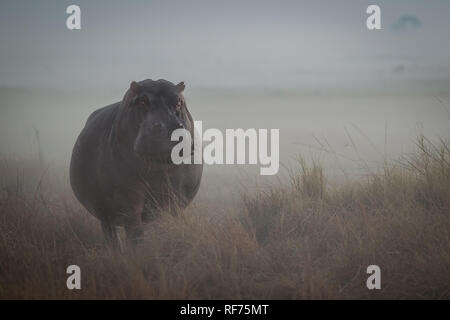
176 82 185 93
129 81 141 94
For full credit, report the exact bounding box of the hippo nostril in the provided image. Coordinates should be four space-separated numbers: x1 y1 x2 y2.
169 122 184 134
151 122 162 132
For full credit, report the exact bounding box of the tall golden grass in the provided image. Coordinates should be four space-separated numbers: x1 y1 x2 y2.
0 135 449 299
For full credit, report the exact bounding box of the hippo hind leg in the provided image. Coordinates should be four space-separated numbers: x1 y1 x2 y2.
101 221 123 251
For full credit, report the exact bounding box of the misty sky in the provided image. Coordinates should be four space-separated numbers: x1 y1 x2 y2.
0 0 450 89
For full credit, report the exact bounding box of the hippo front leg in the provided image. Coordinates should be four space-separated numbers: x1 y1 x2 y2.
101 221 123 251
124 190 145 246
125 222 144 245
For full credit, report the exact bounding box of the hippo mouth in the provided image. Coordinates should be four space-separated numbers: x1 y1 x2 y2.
134 139 177 163
143 154 173 164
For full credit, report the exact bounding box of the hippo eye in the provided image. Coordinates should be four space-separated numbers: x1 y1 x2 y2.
138 96 149 107
175 98 183 116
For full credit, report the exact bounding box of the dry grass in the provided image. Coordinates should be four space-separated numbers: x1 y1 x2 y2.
0 136 450 299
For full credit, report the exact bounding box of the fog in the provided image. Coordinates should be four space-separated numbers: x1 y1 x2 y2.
1 0 449 202
1 84 449 205
2 0 450 89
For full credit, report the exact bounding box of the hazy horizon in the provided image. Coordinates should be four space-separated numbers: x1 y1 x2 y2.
1 0 450 90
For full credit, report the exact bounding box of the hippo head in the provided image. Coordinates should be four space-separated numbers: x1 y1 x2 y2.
117 79 193 162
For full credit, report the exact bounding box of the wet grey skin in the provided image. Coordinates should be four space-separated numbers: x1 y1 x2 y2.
70 79 203 249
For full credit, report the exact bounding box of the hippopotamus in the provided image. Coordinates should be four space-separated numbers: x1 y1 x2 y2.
70 79 203 248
